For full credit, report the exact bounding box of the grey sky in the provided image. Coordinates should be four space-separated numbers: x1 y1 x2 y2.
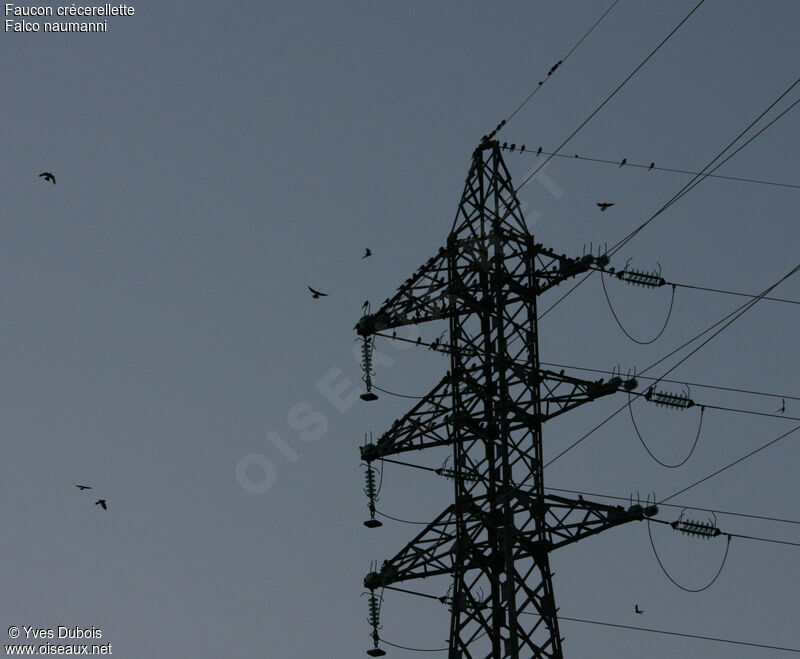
2 1 799 657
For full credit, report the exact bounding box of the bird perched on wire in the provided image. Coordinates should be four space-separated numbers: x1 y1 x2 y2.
635 605 644 614
597 202 615 212
95 499 107 510
619 158 627 167
536 146 542 156
363 248 372 259
76 485 92 491
39 172 56 184
649 162 655 171
308 286 328 299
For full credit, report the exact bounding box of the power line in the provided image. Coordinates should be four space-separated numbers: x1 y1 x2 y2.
515 0 706 192
544 485 800 527
537 77 800 321
660 423 800 504
593 263 800 307
540 361 800 402
545 260 800 467
557 616 800 654
501 0 619 130
508 147 800 190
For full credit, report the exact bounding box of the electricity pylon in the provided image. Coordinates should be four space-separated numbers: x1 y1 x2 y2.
356 139 656 658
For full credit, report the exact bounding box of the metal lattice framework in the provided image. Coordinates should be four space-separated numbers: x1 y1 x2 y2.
357 140 656 658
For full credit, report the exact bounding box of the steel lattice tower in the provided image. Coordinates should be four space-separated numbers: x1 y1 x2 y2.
356 140 656 658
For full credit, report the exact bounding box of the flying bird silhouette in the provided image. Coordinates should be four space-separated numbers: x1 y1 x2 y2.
39 172 56 184
363 248 372 259
76 485 92 490
635 605 644 614
649 162 655 170
95 499 107 510
597 202 615 211
619 158 627 167
308 286 328 299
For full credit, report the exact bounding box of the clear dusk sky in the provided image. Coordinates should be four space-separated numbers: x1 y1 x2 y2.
2 2 799 657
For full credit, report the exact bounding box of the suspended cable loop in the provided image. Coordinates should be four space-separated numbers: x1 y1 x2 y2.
628 392 705 468
601 270 676 344
647 518 732 593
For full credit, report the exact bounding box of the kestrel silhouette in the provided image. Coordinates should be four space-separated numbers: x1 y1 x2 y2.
619 158 627 167
39 172 56 184
597 202 615 211
308 286 328 299
635 605 644 614
649 162 655 170
76 485 92 490
363 248 372 259
536 146 542 156
95 499 107 510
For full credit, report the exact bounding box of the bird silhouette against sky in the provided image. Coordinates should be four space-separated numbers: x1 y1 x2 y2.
649 162 655 170
536 146 542 156
635 605 644 614
39 172 56 184
363 248 372 259
76 485 92 490
95 499 107 510
308 286 328 299
619 158 627 167
597 202 615 211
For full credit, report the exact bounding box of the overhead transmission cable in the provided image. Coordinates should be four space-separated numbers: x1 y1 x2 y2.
510 147 800 190
538 79 800 321
377 585 800 653
557 616 800 654
539 361 799 402
514 0 706 192
500 0 619 131
545 260 800 467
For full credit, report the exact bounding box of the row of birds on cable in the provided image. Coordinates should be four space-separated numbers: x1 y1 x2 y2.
75 484 107 510
308 248 372 299
499 143 656 172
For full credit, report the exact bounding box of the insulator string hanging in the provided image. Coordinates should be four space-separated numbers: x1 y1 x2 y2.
359 336 379 401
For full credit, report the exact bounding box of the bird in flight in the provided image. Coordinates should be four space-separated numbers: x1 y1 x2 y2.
363 248 372 259
597 202 615 212
95 499 107 510
777 398 786 414
619 158 627 167
39 172 56 184
76 485 92 490
308 286 328 299
635 605 644 614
